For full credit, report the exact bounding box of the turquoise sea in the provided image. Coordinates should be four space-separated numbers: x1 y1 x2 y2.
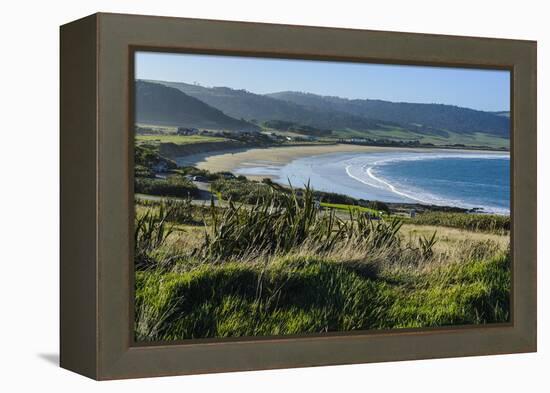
236 150 510 214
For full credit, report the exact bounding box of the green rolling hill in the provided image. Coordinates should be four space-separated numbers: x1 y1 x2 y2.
136 81 259 132
139 79 510 148
267 91 509 138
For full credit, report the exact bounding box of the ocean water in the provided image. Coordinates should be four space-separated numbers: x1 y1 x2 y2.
236 150 510 214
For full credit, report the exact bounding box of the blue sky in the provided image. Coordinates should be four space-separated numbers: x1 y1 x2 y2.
136 51 510 112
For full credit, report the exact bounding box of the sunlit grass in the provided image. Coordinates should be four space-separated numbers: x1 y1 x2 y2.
134 184 510 341
135 252 510 341
320 202 380 216
136 134 228 145
402 211 510 234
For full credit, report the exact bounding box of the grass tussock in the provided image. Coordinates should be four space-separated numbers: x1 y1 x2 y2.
199 184 403 261
135 252 510 341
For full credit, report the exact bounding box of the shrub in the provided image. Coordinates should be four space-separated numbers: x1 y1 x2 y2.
134 164 154 178
211 178 278 204
135 144 177 171
403 211 510 233
135 176 198 198
366 200 390 214
174 166 224 181
212 178 369 207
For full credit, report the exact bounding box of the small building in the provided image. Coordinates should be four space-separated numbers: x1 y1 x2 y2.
176 127 198 135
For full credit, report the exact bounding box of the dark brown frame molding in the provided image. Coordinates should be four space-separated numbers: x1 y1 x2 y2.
60 12 537 380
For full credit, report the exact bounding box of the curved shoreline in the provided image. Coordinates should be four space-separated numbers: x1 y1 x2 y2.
172 144 509 214
175 143 506 179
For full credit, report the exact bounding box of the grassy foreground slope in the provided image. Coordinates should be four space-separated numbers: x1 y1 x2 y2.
134 184 510 341
136 253 509 340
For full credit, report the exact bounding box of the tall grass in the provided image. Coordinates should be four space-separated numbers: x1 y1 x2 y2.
134 203 174 270
163 197 194 224
134 198 194 270
197 184 430 263
133 184 510 341
135 252 510 341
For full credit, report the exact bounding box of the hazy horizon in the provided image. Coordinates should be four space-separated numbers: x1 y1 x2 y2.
136 51 510 112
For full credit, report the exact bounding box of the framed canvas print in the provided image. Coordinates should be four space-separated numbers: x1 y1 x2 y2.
60 13 537 380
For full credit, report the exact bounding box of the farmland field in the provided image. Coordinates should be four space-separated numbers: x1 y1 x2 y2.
136 134 228 145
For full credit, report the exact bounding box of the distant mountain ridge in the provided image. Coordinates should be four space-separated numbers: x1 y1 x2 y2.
267 91 509 137
143 80 392 132
136 81 259 131
139 79 509 146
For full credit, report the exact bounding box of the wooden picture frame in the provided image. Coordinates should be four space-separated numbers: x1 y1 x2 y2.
60 12 537 380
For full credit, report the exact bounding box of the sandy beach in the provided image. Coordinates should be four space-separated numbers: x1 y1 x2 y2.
174 143 509 212
176 144 432 180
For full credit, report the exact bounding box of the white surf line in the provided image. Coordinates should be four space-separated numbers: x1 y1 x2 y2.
344 154 509 212
354 152 507 201
365 163 509 214
346 162 437 205
365 165 430 204
345 164 384 190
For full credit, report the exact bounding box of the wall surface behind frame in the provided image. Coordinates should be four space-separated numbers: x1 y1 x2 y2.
0 0 547 392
